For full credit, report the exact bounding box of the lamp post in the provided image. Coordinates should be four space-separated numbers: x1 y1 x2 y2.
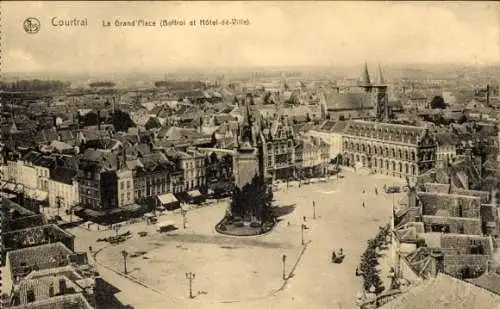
301 224 306 245
312 201 316 220
282 254 287 280
181 208 187 229
121 250 128 274
186 272 195 299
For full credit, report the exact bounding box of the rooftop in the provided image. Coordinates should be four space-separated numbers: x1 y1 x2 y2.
7 242 74 278
378 273 500 309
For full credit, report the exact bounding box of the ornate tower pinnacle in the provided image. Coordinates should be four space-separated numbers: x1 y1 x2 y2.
375 63 385 85
360 62 372 87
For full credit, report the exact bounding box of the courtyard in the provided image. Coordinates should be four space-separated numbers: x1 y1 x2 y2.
70 169 405 309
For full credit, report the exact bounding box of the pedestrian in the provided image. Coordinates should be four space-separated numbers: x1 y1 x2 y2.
363 189 365 194
89 245 92 252
362 202 365 208
375 188 378 195
303 216 307 222
287 221 291 227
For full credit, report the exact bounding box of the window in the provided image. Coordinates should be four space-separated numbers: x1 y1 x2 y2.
27 289 35 303
127 180 131 189
120 182 124 190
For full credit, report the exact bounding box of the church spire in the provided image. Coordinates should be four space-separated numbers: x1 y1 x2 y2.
375 63 385 85
359 62 371 87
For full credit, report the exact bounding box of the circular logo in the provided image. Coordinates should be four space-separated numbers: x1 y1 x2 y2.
23 17 40 34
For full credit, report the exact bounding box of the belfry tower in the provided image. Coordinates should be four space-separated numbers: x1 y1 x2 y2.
373 64 390 121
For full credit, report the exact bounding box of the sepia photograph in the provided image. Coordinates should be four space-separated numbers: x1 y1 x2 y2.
0 1 500 308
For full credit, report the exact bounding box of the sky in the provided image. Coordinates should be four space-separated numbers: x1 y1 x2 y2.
2 1 500 74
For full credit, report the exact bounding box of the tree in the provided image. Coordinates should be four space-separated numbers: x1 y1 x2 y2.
81 111 99 126
89 81 115 88
229 175 271 223
457 114 468 124
430 96 447 109
144 117 162 131
111 110 136 132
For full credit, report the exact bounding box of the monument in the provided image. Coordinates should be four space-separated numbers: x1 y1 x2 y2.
216 95 275 236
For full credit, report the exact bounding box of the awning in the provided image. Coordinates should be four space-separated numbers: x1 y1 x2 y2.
187 190 202 198
24 188 48 201
123 203 145 213
156 220 176 228
3 183 16 191
72 206 84 213
158 193 178 205
84 208 105 217
0 192 16 199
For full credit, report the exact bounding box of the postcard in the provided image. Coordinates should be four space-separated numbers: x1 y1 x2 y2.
1 2 499 309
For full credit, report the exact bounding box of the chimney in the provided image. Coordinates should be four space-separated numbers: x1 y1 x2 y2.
486 84 490 106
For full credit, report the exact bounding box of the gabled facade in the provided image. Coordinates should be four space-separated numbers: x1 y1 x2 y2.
261 116 296 181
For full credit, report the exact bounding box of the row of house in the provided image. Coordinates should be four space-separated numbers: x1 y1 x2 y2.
1 199 99 309
387 179 500 301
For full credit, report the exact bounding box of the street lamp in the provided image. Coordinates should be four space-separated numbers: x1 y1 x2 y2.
121 250 128 274
186 272 196 299
181 208 187 229
282 254 287 280
301 224 306 245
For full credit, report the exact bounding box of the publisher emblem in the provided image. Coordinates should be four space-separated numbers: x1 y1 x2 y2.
23 17 40 34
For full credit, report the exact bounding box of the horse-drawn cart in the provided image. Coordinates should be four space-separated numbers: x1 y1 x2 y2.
332 249 345 264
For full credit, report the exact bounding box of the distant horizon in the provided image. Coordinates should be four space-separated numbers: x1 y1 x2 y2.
3 61 500 79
